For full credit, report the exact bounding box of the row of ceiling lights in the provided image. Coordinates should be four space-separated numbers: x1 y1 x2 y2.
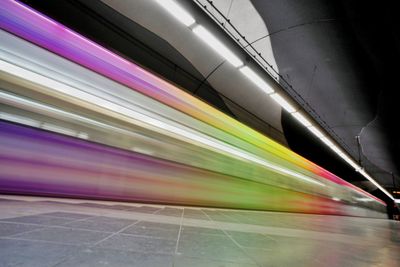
155 0 394 201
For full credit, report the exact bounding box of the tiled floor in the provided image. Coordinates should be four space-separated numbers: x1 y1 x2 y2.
0 195 399 267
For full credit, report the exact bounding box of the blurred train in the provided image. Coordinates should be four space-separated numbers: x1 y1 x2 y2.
0 1 386 218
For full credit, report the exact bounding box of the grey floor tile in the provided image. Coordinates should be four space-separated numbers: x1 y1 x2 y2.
110 204 134 210
243 247 314 267
174 255 259 267
181 225 224 236
97 233 176 254
177 233 253 263
65 216 137 232
0 222 42 237
183 209 209 220
56 247 173 267
41 212 92 220
14 227 110 245
122 225 179 240
155 207 183 217
202 211 237 223
134 221 180 230
1 196 399 267
226 231 276 248
75 203 113 209
126 206 161 213
0 238 79 267
0 215 75 226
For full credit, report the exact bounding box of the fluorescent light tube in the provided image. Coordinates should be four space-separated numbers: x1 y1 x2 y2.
156 0 195 27
320 136 335 148
270 93 296 113
328 144 342 155
359 170 394 200
291 112 312 127
192 25 243 67
307 126 324 138
239 66 274 94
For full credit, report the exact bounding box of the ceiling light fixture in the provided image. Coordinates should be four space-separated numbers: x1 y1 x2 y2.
358 170 394 200
291 112 312 127
155 0 195 27
239 66 274 94
320 136 335 148
270 93 296 113
192 25 243 67
307 126 325 139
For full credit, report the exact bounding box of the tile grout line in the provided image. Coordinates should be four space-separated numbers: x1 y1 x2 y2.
217 210 242 223
217 212 277 242
3 214 102 238
172 208 185 267
91 206 165 247
199 209 262 267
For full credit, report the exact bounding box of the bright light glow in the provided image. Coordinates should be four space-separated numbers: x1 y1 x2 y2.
328 144 343 155
332 197 341 202
192 25 243 67
395 199 400 204
0 59 324 187
270 93 296 113
239 66 274 94
339 153 361 170
291 112 312 127
155 0 195 27
359 169 394 200
307 126 325 139
320 136 335 148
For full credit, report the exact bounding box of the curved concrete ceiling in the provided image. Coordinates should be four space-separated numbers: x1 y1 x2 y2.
99 0 284 135
247 0 399 189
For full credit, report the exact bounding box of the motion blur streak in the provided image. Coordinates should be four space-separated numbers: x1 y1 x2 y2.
0 1 386 217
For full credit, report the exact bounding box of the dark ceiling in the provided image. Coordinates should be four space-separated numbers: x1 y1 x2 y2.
250 0 400 197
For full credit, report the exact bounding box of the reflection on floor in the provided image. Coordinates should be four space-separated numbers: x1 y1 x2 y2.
0 195 399 267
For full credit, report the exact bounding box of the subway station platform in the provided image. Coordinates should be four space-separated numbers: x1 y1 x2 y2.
0 195 399 267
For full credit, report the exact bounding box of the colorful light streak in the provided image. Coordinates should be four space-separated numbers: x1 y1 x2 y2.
0 121 385 216
0 0 386 209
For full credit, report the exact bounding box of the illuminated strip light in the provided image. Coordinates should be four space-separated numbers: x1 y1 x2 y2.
239 66 274 94
270 93 296 113
0 60 325 187
192 25 243 67
395 199 400 204
339 153 361 170
359 169 394 200
291 112 312 127
307 126 324 139
320 137 335 148
318 132 363 171
155 0 195 27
